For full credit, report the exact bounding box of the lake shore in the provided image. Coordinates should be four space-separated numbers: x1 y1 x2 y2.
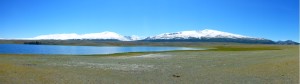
0 44 298 84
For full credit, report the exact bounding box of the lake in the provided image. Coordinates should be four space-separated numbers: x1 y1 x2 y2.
0 44 201 55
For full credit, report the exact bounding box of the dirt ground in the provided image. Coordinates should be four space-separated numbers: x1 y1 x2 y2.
0 45 298 84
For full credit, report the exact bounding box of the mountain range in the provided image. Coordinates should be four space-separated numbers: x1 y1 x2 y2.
31 31 131 41
142 29 275 44
27 29 259 41
2 29 297 44
145 29 250 39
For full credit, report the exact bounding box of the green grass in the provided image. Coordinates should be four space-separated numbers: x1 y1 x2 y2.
81 52 159 57
81 45 280 56
209 46 281 51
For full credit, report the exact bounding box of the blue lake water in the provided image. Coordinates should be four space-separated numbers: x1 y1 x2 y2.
0 44 201 55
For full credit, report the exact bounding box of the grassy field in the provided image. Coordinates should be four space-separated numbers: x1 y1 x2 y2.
0 43 298 84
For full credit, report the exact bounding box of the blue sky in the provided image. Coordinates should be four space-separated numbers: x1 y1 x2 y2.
0 0 298 41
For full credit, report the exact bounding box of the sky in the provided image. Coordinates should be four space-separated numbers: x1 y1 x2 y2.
0 0 299 41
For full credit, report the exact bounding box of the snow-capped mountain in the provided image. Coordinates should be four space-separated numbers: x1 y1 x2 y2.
145 29 257 40
7 29 276 44
32 31 133 41
142 29 275 44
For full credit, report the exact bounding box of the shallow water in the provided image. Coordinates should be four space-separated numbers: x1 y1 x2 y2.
0 44 201 55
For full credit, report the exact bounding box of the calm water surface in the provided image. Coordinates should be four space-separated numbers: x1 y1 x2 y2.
0 44 201 55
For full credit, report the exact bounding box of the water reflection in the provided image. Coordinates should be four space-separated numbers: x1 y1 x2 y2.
0 44 202 55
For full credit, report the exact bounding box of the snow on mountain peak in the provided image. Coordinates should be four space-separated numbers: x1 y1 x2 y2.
80 31 128 40
32 31 131 41
147 29 251 39
19 29 263 41
33 33 79 40
198 29 249 38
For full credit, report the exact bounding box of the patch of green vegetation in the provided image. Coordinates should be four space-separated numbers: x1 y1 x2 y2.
72 45 283 56
81 52 159 57
209 46 281 51
163 50 205 53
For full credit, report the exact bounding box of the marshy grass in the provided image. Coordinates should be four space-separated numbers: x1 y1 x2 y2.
209 46 281 51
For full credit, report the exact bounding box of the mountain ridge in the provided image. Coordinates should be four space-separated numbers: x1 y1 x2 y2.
26 29 265 41
30 31 133 41
142 29 274 44
1 29 296 44
145 29 261 40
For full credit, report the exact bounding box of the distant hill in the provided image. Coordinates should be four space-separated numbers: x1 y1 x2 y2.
276 40 299 45
28 31 141 41
142 29 276 44
0 29 298 44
